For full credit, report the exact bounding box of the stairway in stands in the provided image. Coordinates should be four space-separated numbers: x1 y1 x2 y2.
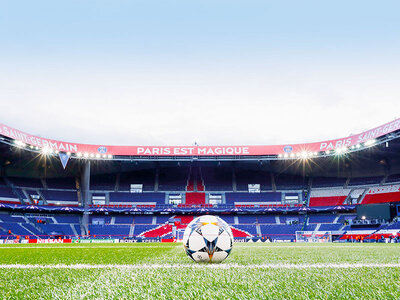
139 215 193 238
186 167 206 204
230 226 253 238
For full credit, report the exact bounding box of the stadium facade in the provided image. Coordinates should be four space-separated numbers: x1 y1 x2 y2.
1 119 400 243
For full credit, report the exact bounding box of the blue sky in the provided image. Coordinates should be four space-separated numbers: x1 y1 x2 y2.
0 1 399 145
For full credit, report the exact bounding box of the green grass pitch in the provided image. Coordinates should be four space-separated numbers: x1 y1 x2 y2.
0 243 399 299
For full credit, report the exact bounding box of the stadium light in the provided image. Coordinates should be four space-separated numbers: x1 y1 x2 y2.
90 153 95 158
83 152 89 158
364 139 377 147
102 154 107 159
313 152 318 156
356 144 361 149
325 150 330 155
283 153 289 158
107 154 113 159
41 147 50 154
77 152 83 158
95 154 101 159
278 154 283 158
290 153 295 158
301 151 308 158
14 140 26 147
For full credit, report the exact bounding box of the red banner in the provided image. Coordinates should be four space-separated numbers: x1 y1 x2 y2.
1 118 399 156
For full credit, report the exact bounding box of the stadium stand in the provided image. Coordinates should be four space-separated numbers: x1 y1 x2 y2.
308 188 350 206
348 176 383 187
119 170 155 192
225 192 281 205
1 117 400 242
312 177 347 188
361 184 400 204
90 174 117 191
109 192 165 205
275 174 307 190
46 177 76 190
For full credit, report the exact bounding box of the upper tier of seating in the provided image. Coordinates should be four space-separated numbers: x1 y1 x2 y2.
159 167 188 191
361 184 400 204
275 174 307 190
202 167 232 191
235 170 272 191
308 188 350 207
90 174 117 191
41 190 78 203
386 173 400 184
312 177 347 188
348 176 383 187
46 177 76 190
7 177 43 188
119 170 155 192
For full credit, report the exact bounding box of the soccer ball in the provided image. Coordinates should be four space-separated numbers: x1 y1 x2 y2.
183 215 233 263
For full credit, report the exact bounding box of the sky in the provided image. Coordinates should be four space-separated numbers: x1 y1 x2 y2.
0 0 399 146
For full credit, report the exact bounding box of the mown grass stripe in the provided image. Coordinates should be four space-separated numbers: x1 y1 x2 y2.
1 263 400 269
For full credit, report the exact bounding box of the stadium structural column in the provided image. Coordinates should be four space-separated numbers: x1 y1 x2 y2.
81 161 91 235
232 165 237 192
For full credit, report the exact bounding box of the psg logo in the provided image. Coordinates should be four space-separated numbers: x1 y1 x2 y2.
283 146 293 153
98 146 107 154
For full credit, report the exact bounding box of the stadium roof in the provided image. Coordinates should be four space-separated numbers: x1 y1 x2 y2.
0 118 400 160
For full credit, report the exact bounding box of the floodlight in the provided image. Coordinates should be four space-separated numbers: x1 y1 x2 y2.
365 139 377 146
356 144 361 149
107 154 113 159
83 152 89 158
283 153 289 158
95 154 100 158
77 152 83 157
14 140 26 147
90 153 95 158
278 154 283 158
325 150 330 155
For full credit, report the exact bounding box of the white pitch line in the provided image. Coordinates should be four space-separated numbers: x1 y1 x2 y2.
0 245 180 249
0 263 400 269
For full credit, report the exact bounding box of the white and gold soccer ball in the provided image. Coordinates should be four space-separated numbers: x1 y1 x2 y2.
183 215 233 263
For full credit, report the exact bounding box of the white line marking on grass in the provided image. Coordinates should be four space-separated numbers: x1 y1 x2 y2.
0 245 180 249
1 263 400 269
